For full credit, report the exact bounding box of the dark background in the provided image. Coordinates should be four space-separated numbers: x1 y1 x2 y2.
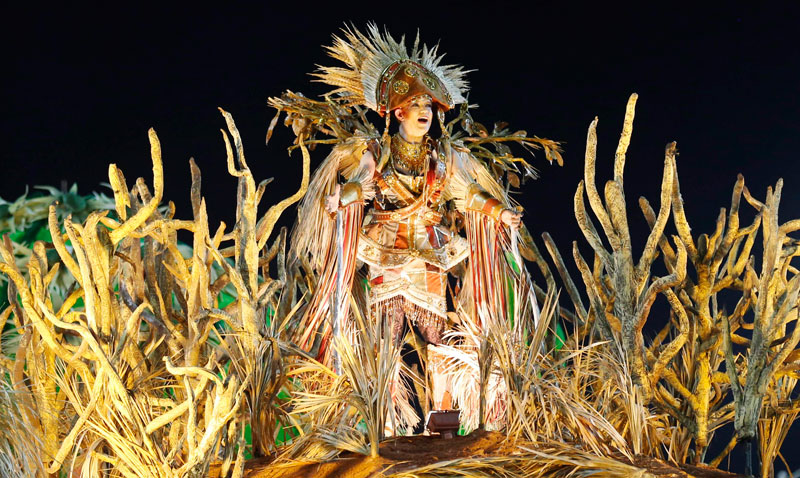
3 1 799 473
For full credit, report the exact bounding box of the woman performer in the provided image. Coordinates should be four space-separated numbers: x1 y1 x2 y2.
324 95 522 345
283 24 545 429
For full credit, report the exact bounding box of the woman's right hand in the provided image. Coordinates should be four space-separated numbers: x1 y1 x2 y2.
324 184 341 214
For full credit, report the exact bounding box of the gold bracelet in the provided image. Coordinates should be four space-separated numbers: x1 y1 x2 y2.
339 182 363 207
465 183 505 221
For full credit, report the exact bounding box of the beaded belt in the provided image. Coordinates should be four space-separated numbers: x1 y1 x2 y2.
372 202 442 224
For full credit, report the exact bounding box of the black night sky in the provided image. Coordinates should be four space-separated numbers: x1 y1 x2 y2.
3 1 800 472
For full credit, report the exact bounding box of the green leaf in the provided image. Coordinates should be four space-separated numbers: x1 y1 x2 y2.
63 193 87 212
35 226 53 242
218 290 236 309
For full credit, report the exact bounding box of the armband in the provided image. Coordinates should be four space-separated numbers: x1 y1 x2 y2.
339 182 363 207
465 183 505 221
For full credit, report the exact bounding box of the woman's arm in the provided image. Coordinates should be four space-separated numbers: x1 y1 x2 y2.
324 149 376 213
446 148 522 229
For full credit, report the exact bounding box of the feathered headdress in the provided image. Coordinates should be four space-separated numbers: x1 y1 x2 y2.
314 23 470 116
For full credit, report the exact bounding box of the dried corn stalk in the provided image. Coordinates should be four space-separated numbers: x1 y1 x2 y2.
718 179 800 475
542 94 800 467
0 109 309 477
552 94 686 399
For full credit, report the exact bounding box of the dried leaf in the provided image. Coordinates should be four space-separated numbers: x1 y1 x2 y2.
494 142 511 157
265 109 282 145
473 122 489 138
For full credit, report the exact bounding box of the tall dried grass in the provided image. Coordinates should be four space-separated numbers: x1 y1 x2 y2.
0 379 45 478
281 303 406 459
440 289 667 462
0 109 309 477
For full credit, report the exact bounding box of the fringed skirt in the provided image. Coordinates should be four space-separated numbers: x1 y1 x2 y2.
358 215 469 346
372 295 444 344
368 257 448 345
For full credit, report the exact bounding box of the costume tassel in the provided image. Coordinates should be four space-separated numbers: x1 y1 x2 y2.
437 109 449 139
376 114 392 172
438 109 454 172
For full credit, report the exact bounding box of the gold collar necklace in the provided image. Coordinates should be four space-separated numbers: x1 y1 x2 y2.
391 133 429 174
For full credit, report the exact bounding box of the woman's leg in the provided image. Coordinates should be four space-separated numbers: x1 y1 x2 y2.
427 344 452 410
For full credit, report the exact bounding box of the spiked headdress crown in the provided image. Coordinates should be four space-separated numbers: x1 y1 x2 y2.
314 24 469 116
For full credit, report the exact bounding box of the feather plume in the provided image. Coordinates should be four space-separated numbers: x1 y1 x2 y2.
314 23 469 111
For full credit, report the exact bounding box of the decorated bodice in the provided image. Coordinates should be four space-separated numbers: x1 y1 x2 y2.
359 134 467 272
373 134 447 214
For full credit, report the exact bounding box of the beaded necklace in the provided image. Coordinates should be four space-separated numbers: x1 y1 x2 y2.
391 133 429 176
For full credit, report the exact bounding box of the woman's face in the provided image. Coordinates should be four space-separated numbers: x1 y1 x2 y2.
394 95 433 139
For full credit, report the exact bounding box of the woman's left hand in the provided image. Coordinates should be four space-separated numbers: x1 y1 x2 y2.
500 209 522 229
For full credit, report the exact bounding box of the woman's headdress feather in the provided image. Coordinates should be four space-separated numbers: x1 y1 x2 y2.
313 23 469 112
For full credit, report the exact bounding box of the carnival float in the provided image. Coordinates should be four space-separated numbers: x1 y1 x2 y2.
1 24 798 478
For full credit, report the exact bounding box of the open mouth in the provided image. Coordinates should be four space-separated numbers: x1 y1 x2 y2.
418 117 430 125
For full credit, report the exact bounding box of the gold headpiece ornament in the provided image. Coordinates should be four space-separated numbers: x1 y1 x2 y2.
314 23 470 116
